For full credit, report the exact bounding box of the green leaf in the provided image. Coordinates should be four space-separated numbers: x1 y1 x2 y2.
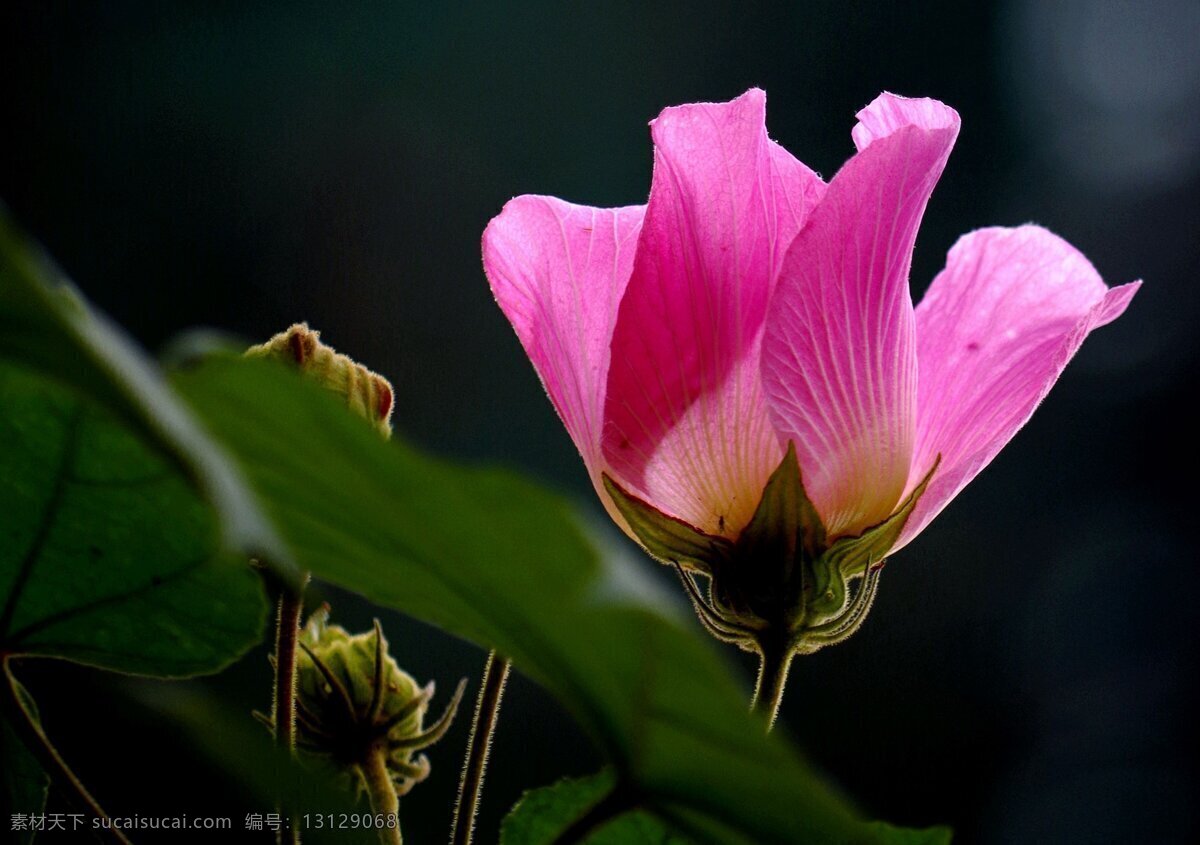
0 363 267 676
501 770 690 844
863 822 954 845
0 210 291 572
1 678 48 845
171 354 943 844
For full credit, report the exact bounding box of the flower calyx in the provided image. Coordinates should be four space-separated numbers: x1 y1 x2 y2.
605 443 938 656
258 606 466 798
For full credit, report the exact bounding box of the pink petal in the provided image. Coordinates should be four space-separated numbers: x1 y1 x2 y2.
762 93 960 538
602 89 825 537
893 225 1141 551
483 196 644 477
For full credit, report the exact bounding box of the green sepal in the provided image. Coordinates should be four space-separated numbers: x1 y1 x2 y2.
602 475 734 574
823 457 940 578
803 553 849 622
711 442 830 629
737 442 826 565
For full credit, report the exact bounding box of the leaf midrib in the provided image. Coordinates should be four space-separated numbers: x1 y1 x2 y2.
0 409 81 640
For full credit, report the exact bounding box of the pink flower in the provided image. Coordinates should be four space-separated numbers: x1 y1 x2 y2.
483 88 1138 577
485 90 1141 718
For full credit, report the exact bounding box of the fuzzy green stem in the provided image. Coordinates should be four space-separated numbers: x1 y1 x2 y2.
363 743 403 845
272 582 306 751
1 658 132 845
271 573 310 845
450 651 511 845
750 635 793 730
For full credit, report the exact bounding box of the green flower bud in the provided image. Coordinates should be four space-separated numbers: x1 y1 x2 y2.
246 323 394 437
267 607 465 799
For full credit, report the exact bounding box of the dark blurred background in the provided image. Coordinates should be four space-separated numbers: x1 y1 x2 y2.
3 1 1197 842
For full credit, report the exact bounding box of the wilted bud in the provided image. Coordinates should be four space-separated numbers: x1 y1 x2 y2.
263 607 465 799
246 323 394 437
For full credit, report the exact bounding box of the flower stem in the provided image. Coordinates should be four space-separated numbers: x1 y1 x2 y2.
362 743 403 845
0 657 132 845
450 650 511 845
271 573 309 845
750 635 793 730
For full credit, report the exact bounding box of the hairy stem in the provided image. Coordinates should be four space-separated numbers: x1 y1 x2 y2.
272 586 305 750
1 658 132 845
450 651 511 845
362 743 403 845
271 573 309 845
750 635 793 730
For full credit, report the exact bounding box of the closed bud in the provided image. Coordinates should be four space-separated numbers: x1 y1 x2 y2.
264 606 465 799
246 323 394 437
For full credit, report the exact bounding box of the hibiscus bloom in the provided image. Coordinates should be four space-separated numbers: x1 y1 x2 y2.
482 89 1138 717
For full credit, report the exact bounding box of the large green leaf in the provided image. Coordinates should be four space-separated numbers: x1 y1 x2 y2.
0 210 290 571
501 770 690 844
0 216 949 843
170 353 947 845
0 213 272 838
0 363 267 675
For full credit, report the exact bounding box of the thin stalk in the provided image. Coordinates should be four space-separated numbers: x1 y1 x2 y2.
750 635 793 730
0 658 132 845
271 573 310 845
272 577 308 751
450 651 511 845
362 743 403 845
